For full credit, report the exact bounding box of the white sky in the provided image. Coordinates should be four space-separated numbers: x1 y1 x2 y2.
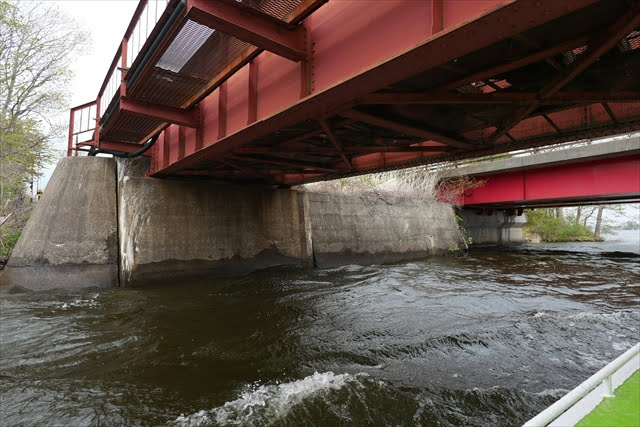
39 1 138 189
56 1 138 106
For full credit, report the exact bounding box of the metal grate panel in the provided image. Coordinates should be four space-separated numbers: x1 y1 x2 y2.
101 111 166 144
584 103 614 127
608 102 640 122
509 115 556 139
234 0 305 20
130 20 252 108
156 20 214 73
462 126 497 143
546 105 605 133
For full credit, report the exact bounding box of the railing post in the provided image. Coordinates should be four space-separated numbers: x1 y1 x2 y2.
120 38 128 98
67 109 75 157
95 96 101 145
602 375 614 397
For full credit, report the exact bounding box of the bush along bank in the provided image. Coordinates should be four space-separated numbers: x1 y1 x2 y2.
0 205 33 270
523 208 603 242
449 213 472 256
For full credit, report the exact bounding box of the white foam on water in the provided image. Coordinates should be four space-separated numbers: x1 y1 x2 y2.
534 388 570 397
173 371 358 426
533 310 638 325
60 294 100 310
612 341 632 351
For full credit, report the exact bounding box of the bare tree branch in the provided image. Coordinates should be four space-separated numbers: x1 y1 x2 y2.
0 0 89 213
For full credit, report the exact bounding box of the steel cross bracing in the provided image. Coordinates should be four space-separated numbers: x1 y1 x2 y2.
67 0 640 186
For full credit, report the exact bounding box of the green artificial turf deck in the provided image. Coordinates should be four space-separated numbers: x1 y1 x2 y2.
576 370 640 427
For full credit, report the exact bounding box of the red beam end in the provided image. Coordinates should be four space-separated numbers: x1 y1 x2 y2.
187 0 307 62
120 97 199 128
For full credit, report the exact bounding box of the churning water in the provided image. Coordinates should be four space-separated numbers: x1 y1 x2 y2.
1 232 638 426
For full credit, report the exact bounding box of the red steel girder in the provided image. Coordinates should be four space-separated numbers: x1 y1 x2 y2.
285 0 329 25
120 97 200 128
99 140 152 155
187 0 307 62
154 0 603 177
233 145 454 155
266 120 353 152
441 35 590 91
288 119 640 186
341 109 474 150
360 91 640 105
460 155 640 206
221 158 275 182
318 120 352 170
485 2 640 143
230 155 342 172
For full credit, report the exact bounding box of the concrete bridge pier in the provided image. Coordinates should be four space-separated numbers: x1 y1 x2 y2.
0 157 119 290
458 209 526 245
116 156 312 286
1 157 464 290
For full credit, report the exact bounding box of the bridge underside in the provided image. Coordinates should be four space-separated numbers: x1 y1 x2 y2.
71 0 640 185
457 155 640 211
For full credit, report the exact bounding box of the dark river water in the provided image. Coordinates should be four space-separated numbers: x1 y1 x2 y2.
1 231 638 426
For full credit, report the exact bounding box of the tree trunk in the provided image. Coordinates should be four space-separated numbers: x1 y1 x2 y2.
594 206 605 238
574 206 582 225
555 207 564 219
583 206 597 227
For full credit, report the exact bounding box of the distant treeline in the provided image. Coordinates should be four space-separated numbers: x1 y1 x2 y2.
524 208 602 242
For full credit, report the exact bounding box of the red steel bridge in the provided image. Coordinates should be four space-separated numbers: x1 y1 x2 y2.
68 0 640 186
440 138 640 213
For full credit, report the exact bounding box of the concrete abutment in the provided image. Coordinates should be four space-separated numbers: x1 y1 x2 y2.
1 157 464 290
116 157 311 286
458 209 526 244
0 157 119 290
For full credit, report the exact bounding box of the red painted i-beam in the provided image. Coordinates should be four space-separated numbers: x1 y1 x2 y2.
461 155 640 207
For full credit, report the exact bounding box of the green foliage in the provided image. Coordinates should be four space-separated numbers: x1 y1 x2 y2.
0 0 89 213
453 212 473 246
0 204 32 261
524 208 599 242
621 220 640 230
0 226 21 258
600 224 616 234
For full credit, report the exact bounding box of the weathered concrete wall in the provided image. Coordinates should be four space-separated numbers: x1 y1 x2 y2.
0 157 118 290
117 158 311 286
459 209 526 244
2 156 467 290
307 192 465 267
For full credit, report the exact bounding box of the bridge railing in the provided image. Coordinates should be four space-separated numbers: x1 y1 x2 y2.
126 0 170 68
524 342 639 426
99 56 121 123
69 0 171 155
67 101 98 156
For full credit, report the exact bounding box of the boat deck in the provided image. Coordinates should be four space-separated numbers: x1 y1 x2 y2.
577 370 640 427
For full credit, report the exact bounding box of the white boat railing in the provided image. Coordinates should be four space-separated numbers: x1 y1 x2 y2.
524 342 640 427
